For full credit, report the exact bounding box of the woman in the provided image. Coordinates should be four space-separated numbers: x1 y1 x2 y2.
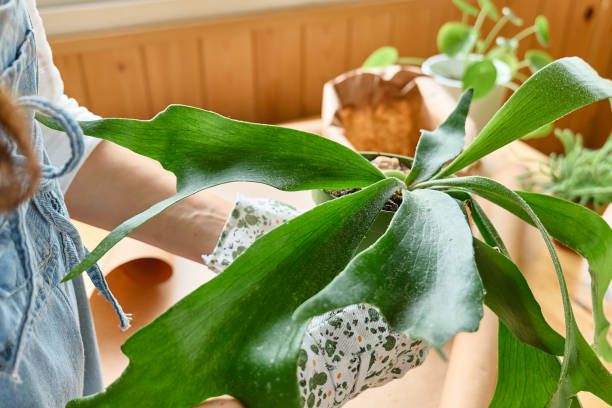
0 1 235 405
0 1 426 406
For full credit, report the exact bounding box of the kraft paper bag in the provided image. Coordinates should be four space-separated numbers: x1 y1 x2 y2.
321 65 479 173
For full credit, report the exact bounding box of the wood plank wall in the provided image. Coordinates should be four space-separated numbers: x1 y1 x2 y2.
49 0 612 153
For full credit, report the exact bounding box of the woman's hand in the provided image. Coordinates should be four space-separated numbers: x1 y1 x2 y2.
203 196 430 408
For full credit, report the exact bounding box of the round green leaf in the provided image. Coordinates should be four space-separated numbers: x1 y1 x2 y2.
462 59 498 99
362 46 398 69
437 22 477 56
453 0 478 16
535 15 550 46
478 0 499 20
525 50 553 73
496 36 519 52
476 39 486 54
502 7 523 26
488 46 518 73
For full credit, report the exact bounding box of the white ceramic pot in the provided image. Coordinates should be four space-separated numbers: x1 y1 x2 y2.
422 54 511 131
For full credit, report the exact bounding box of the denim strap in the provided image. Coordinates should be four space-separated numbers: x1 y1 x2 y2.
18 95 84 179
19 95 131 330
45 207 131 331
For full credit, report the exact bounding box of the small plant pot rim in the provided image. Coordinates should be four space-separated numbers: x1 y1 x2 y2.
422 54 512 89
312 152 412 252
312 151 413 205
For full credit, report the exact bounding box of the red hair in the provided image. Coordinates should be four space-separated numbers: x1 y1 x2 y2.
0 87 40 212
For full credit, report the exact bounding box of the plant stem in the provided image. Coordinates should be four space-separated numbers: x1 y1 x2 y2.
481 15 509 52
468 8 487 55
513 71 528 82
412 174 458 188
515 60 530 70
512 25 536 42
501 81 520 91
383 170 408 183
397 57 426 66
462 11 468 24
473 8 487 34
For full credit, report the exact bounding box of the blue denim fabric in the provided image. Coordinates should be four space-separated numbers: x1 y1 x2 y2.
0 0 128 406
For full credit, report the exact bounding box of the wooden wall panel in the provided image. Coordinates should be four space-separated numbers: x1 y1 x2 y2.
53 53 90 107
143 37 204 114
49 0 612 153
201 30 256 121
391 3 435 58
80 46 151 119
562 0 605 67
253 24 303 123
431 0 462 35
504 0 542 55
556 0 611 147
302 19 349 115
538 0 573 58
592 42 612 144
527 0 612 151
348 12 393 68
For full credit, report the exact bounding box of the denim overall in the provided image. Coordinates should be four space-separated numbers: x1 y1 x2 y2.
0 0 128 406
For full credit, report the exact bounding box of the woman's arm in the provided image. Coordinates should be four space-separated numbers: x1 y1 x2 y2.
65 139 233 263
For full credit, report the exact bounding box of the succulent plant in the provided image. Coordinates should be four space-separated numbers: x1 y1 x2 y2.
521 129 612 213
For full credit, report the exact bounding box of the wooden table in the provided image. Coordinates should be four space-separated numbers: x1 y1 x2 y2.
77 118 611 408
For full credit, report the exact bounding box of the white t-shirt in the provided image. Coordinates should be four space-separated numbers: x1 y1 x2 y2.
26 0 101 193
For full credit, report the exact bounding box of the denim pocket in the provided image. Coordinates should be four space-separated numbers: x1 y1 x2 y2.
0 214 30 297
0 211 34 377
0 187 75 379
0 198 83 398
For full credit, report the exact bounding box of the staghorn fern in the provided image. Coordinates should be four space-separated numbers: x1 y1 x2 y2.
37 57 612 408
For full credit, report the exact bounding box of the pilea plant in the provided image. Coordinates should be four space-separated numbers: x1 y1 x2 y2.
520 129 612 213
39 57 612 407
363 0 552 99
